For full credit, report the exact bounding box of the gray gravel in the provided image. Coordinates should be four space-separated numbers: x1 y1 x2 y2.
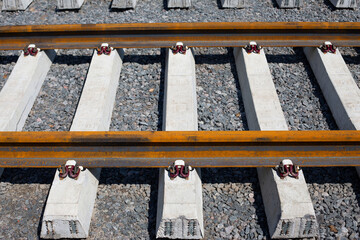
110 48 163 131
0 0 359 25
194 47 247 131
0 50 19 92
266 47 338 130
23 49 92 131
304 167 360 239
0 0 359 239
0 168 55 240
89 168 158 239
202 168 268 240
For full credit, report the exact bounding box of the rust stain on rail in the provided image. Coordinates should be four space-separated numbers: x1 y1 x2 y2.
0 131 359 168
0 22 359 50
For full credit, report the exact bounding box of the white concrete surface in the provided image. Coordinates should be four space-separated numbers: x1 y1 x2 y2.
167 0 191 8
329 0 357 8
156 48 203 239
111 0 137 9
57 0 84 9
40 48 124 239
304 47 360 177
220 0 246 8
0 49 55 178
233 47 318 239
2 0 33 10
0 50 56 131
276 0 302 8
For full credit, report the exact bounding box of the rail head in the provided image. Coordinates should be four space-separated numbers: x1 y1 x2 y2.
0 22 359 50
0 130 359 168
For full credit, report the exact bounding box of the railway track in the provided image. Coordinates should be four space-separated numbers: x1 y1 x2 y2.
0 0 359 239
0 21 359 239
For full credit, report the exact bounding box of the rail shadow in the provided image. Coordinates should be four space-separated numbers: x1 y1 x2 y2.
55 7 81 13
0 55 18 65
0 168 55 184
266 47 338 130
342 54 360 65
122 54 163 65
194 53 235 65
265 53 303 64
356 48 360 55
52 54 92 66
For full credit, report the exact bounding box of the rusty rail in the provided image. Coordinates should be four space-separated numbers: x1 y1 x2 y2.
0 131 359 168
0 22 359 50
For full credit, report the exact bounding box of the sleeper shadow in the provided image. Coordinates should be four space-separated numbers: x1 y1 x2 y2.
323 0 338 11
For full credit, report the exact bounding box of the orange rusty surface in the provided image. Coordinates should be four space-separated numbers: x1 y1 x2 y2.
0 130 359 143
0 131 359 168
0 22 359 50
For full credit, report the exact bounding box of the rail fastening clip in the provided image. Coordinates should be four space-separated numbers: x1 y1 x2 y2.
97 43 113 55
24 44 40 57
245 41 262 54
320 41 337 54
58 160 84 180
170 42 188 55
275 159 300 179
167 159 193 180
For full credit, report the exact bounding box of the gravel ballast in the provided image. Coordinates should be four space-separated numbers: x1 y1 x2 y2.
266 47 338 131
23 49 92 132
341 47 360 89
0 0 359 25
0 0 359 239
0 51 19 92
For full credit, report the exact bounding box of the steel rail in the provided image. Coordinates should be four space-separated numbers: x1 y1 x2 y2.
0 22 359 50
0 131 359 168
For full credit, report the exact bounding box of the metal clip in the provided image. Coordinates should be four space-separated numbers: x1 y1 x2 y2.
24 44 40 57
276 159 300 179
245 41 262 54
97 43 113 55
320 41 336 54
170 42 188 55
58 160 83 180
167 159 193 180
